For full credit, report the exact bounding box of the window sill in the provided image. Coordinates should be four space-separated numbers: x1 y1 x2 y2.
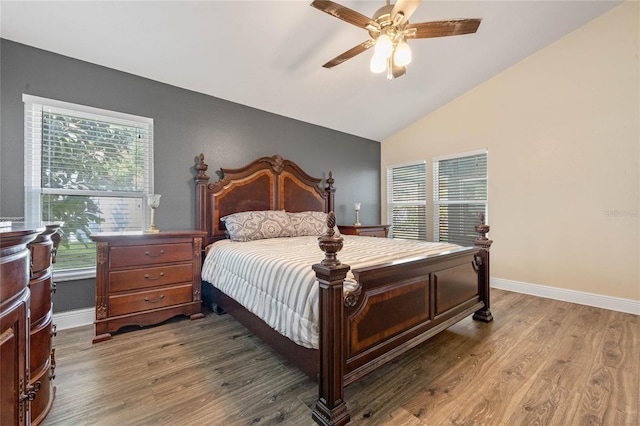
53 267 96 282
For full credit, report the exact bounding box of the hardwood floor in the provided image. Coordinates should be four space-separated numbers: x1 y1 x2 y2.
43 289 638 425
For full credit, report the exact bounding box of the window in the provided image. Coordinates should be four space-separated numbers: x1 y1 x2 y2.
386 161 427 240
24 95 154 279
433 150 487 246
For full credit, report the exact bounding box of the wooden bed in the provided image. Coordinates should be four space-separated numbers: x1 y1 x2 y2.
194 154 493 426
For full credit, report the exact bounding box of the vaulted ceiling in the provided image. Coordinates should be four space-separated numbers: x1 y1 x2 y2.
0 1 622 141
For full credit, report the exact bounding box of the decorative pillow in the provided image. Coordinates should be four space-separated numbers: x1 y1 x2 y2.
221 210 295 242
288 211 333 237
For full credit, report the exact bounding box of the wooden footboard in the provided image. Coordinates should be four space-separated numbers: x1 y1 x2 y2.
344 247 483 384
312 213 493 426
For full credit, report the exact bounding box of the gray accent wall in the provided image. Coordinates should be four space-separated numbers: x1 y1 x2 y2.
0 39 381 313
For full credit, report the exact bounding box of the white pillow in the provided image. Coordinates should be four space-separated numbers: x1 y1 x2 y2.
288 211 340 237
221 210 295 242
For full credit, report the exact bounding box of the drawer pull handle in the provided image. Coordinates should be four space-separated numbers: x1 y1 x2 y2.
51 324 57 338
144 294 165 303
144 272 165 281
144 250 165 258
20 381 41 403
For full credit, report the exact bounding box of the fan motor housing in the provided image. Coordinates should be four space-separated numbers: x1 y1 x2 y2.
368 4 395 38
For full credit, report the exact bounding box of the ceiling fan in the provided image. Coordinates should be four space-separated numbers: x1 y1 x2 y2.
311 0 482 79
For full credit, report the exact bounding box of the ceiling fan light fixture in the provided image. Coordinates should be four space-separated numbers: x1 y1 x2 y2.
311 0 482 81
393 40 412 66
374 33 393 59
370 53 386 73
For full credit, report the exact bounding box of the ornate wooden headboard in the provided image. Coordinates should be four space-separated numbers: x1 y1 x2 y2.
194 154 335 247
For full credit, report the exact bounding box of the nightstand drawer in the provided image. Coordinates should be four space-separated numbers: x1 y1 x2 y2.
109 284 193 317
109 264 193 293
109 243 192 268
357 229 387 238
338 224 390 238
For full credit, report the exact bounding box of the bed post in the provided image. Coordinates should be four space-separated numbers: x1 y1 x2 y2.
195 153 211 247
312 212 350 426
325 171 335 214
473 213 493 322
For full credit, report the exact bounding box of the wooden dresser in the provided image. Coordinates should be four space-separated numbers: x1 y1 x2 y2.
27 223 61 425
338 224 390 238
90 231 206 343
1 224 45 426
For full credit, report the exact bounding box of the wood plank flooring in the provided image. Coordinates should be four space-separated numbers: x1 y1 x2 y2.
42 289 638 425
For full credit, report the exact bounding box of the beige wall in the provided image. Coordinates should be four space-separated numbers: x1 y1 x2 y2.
381 1 639 301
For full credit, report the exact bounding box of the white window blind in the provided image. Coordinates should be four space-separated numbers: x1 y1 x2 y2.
386 161 427 240
433 150 487 246
24 95 154 277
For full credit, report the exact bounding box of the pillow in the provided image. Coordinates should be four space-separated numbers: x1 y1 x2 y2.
221 210 295 242
288 211 339 237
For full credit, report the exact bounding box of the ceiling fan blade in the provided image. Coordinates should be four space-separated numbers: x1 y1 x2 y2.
406 19 482 39
311 0 380 31
322 39 376 68
391 0 422 26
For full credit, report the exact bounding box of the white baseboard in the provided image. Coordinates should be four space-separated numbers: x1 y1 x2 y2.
492 277 640 315
52 308 94 331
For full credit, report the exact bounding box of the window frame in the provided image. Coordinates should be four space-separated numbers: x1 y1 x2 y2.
23 94 154 281
386 160 428 240
432 149 488 246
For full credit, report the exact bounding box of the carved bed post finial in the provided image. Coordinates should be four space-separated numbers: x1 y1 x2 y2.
326 171 334 189
473 213 492 250
317 212 342 266
195 153 209 180
325 171 336 214
473 213 493 323
313 211 351 426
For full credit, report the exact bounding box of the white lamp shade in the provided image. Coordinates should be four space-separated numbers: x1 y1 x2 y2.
147 194 161 208
374 34 393 59
370 54 386 73
394 41 412 66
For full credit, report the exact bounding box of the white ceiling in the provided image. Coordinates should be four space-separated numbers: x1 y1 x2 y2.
0 0 622 141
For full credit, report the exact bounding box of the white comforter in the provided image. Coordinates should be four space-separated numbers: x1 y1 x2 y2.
201 235 463 349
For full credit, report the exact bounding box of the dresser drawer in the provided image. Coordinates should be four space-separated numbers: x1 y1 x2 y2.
109 243 192 268
30 317 53 375
30 241 54 274
109 264 193 293
108 284 193 317
29 274 53 324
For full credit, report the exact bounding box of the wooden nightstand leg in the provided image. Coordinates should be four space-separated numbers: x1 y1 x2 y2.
190 313 204 320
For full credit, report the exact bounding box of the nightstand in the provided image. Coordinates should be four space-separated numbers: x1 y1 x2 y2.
338 224 390 238
90 231 206 343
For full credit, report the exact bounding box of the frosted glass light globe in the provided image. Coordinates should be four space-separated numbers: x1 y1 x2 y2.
394 41 412 66
374 34 393 59
370 54 386 73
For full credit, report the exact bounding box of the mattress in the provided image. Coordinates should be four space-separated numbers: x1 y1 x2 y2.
201 235 463 349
